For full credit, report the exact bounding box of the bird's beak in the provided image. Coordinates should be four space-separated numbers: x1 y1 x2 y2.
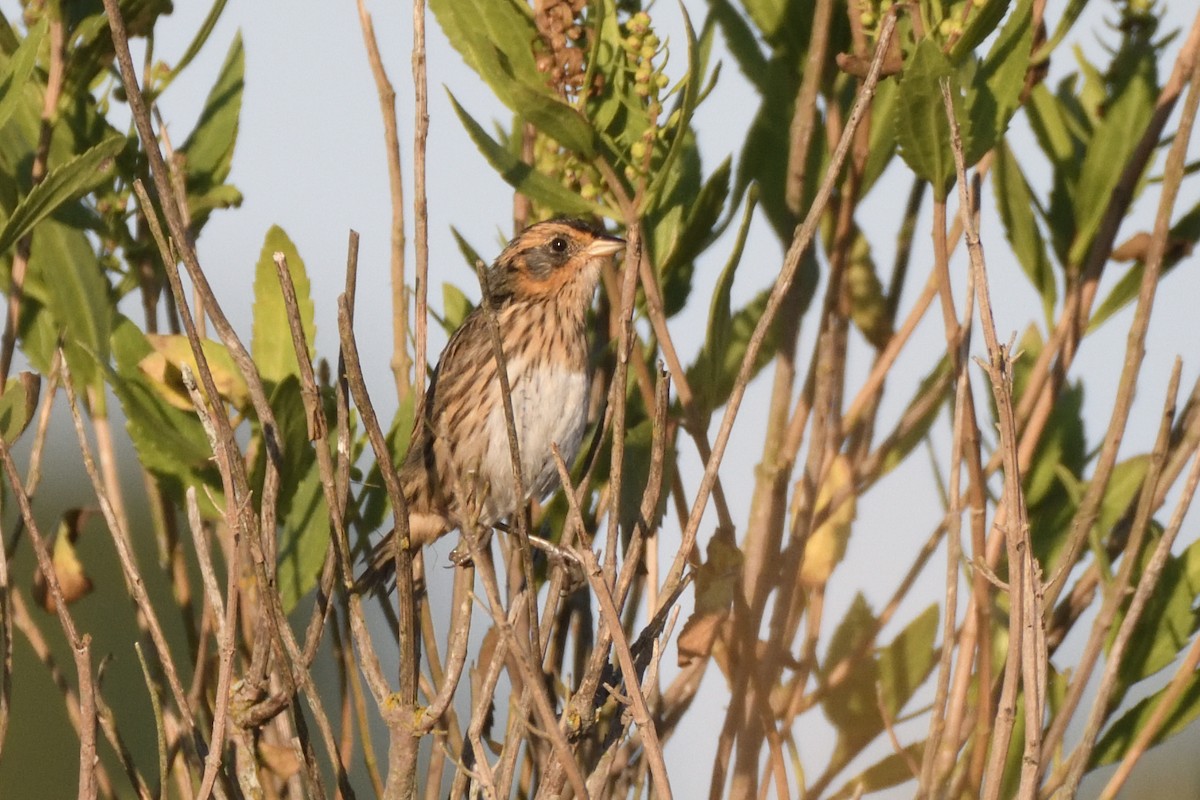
586 235 625 259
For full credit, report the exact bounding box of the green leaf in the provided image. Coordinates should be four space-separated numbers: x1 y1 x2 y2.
829 743 926 799
861 77 899 195
949 0 1012 61
442 282 474 332
739 0 810 48
0 373 39 444
615 417 673 534
1110 533 1200 692
1068 44 1155 266
708 0 768 92
821 593 881 743
878 604 939 718
0 19 44 134
687 192 762 421
875 357 952 476
1091 670 1200 768
657 156 732 316
252 225 316 386
430 0 595 154
28 219 114 390
962 0 1032 163
894 39 965 200
160 0 230 94
993 140 1056 321
1018 326 1084 510
1035 0 1091 62
180 33 244 198
643 5 703 210
843 224 891 348
0 135 125 256
448 92 598 217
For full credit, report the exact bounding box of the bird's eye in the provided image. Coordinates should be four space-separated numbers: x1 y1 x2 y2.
550 236 568 253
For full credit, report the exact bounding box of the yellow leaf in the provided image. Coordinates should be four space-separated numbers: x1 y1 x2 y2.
138 334 250 412
33 509 94 613
798 454 856 588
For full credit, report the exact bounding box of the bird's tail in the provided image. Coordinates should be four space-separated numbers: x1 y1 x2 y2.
354 531 400 595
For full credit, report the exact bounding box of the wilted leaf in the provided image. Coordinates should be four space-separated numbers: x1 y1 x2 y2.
138 334 249 411
258 742 301 780
678 530 742 665
107 317 224 509
252 225 316 386
828 742 925 799
798 454 857 588
1090 203 1200 330
33 509 95 613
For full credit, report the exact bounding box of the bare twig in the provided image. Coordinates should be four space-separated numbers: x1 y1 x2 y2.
355 0 411 404
412 0 431 404
942 80 1042 800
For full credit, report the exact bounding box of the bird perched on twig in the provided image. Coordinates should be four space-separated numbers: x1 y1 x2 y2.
361 219 624 588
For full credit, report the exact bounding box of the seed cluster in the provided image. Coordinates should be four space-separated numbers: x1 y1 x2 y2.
534 0 591 96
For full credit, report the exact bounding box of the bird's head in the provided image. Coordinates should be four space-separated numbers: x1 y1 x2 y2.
486 219 624 303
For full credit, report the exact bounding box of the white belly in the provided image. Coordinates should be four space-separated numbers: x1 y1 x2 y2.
479 362 589 522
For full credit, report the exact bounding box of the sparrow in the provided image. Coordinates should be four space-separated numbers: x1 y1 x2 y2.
362 219 624 587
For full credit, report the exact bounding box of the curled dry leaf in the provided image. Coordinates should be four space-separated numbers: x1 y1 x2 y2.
797 453 857 589
1111 230 1194 263
677 527 743 666
33 508 94 613
138 333 250 412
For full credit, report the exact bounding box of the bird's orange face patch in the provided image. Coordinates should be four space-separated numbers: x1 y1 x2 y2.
503 222 612 298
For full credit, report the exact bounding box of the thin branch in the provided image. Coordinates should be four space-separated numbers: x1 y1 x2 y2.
942 80 1042 800
412 0 431 405
355 0 411 404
